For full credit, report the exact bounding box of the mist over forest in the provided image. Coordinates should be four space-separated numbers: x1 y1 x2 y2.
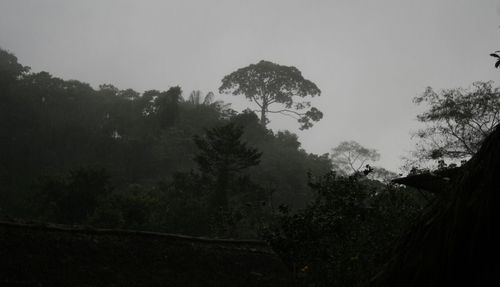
1 1 500 286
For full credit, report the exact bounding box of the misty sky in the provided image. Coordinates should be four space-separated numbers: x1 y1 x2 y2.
1 0 499 171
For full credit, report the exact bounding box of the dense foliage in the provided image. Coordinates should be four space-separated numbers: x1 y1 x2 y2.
264 172 425 286
219 60 323 129
1 48 430 286
0 48 331 230
409 81 500 168
330 140 380 174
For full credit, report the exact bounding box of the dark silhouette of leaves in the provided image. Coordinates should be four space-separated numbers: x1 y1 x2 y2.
219 60 322 129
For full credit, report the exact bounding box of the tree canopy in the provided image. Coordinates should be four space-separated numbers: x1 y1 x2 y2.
330 141 380 175
0 47 432 287
219 60 323 130
0 48 332 223
194 123 262 210
410 81 500 167
0 48 29 93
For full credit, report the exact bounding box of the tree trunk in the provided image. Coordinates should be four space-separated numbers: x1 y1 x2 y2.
260 106 267 127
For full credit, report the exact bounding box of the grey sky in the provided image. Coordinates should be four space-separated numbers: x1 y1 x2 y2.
1 0 499 171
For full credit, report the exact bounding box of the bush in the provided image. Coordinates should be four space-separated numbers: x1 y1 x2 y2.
263 172 424 287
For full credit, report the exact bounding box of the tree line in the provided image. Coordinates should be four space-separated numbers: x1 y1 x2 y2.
2 46 499 286
0 48 332 232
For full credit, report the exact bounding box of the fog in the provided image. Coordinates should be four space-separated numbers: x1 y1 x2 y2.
1 0 498 171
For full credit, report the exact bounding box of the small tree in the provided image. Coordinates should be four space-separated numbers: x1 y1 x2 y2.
194 122 262 210
410 81 500 167
187 90 215 105
219 60 322 130
156 86 182 128
330 141 380 175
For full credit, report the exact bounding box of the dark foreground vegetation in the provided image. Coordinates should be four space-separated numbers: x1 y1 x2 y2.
371 123 500 286
0 221 294 287
2 46 499 286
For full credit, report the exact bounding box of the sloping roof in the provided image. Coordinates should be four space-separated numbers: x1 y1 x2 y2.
392 167 461 193
0 221 295 287
370 125 500 286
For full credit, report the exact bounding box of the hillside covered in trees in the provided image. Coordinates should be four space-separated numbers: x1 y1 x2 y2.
2 40 499 286
0 48 431 285
1 48 333 223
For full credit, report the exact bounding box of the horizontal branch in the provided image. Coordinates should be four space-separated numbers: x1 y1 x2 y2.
266 109 306 117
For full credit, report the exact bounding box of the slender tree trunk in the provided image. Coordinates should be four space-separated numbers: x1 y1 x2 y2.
260 103 267 127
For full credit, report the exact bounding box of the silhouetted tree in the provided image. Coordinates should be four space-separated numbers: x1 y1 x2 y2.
0 48 29 93
0 48 334 238
265 172 423 287
409 81 500 168
194 122 262 210
219 60 323 129
187 90 214 105
330 140 380 175
156 86 182 128
371 124 500 287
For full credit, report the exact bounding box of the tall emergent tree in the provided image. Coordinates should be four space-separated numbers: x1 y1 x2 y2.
410 81 500 166
219 60 322 130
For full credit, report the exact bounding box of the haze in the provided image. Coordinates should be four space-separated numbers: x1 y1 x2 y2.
1 0 498 171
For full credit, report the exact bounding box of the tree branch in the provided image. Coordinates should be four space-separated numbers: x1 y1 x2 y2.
267 109 306 116
249 95 263 109
445 119 475 155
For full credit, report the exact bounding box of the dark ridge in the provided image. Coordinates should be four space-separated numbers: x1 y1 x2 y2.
370 124 500 286
0 221 268 247
0 221 295 287
392 167 461 194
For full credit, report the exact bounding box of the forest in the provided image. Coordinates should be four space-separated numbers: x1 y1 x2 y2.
1 43 500 287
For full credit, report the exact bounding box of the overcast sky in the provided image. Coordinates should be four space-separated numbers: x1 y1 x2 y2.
1 0 499 171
